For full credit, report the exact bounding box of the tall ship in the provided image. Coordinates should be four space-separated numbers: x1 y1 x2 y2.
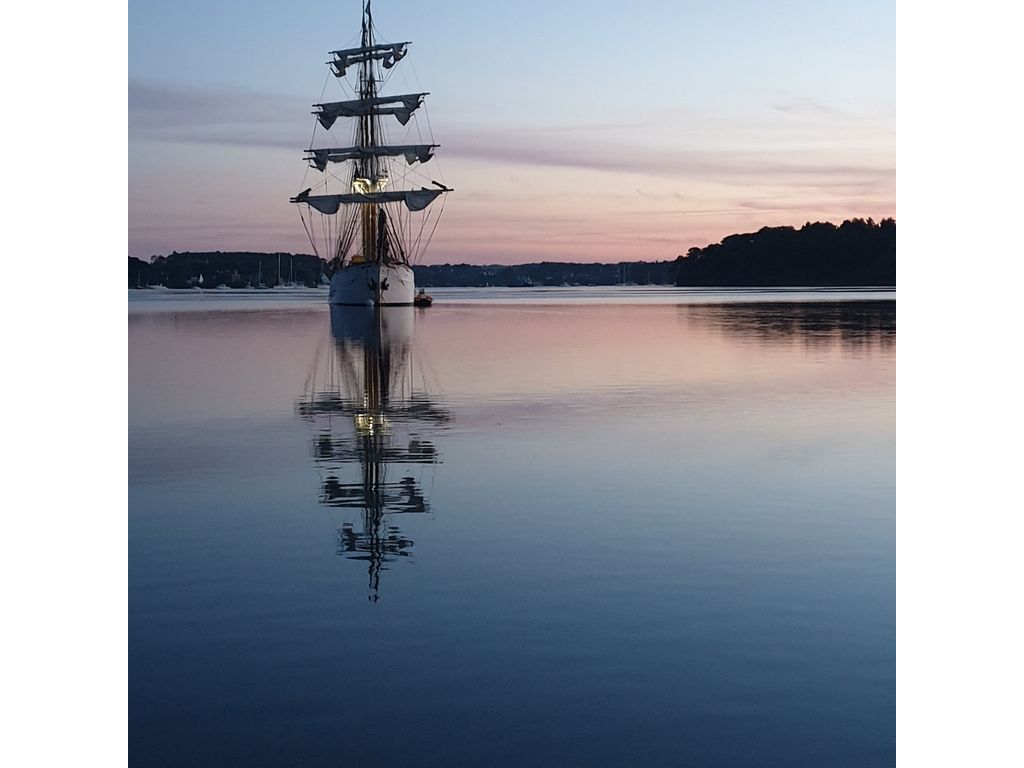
291 0 451 305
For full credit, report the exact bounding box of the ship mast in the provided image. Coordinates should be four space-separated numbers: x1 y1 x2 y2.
359 1 380 264
291 0 451 270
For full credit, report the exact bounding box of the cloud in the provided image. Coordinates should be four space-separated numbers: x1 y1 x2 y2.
130 80 893 194
770 96 844 115
129 80 310 149
634 189 692 201
442 126 894 187
129 80 895 261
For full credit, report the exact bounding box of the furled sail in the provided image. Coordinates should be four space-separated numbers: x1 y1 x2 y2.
328 42 410 77
306 144 438 171
292 187 445 214
293 3 450 271
314 93 427 130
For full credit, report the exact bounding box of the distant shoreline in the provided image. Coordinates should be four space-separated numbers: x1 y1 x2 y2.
127 284 896 293
129 218 895 290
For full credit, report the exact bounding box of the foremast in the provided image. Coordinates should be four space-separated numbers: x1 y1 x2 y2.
291 0 451 271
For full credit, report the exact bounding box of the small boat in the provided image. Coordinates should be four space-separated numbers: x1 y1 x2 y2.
413 289 433 307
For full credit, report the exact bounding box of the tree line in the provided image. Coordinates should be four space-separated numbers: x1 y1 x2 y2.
674 218 895 286
129 218 896 289
128 252 326 289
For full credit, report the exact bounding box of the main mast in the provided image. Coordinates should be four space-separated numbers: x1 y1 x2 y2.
290 0 451 302
359 1 380 264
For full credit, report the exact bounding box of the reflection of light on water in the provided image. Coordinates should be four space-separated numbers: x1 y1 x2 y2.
354 412 388 436
295 306 450 601
131 295 896 760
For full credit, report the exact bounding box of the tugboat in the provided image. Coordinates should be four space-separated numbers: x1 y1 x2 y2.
413 289 433 307
290 0 452 305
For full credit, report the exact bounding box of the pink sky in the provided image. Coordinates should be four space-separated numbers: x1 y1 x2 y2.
128 3 895 264
128 107 894 264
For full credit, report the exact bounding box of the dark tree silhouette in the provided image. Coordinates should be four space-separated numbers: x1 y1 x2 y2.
127 251 326 288
675 218 895 286
128 219 896 289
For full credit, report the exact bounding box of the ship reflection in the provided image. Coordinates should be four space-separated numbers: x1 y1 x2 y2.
296 306 450 601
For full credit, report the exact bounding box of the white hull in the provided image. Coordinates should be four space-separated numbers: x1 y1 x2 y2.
328 262 415 305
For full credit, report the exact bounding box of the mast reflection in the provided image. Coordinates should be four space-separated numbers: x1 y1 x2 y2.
297 306 450 601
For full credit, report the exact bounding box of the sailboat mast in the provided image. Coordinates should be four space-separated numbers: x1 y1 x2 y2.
359 1 380 264
291 0 450 293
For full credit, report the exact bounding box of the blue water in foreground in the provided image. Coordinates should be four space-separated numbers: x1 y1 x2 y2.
129 287 895 767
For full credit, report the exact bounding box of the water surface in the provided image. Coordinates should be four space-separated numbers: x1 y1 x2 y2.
129 288 895 767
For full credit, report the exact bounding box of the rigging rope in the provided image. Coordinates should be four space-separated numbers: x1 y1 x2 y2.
416 195 447 264
296 4 447 273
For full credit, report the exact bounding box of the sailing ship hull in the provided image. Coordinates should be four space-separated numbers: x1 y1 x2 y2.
328 262 415 305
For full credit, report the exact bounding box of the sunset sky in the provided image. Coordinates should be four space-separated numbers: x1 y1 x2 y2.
128 0 895 264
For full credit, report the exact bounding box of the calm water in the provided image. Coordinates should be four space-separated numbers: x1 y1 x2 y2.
129 287 895 767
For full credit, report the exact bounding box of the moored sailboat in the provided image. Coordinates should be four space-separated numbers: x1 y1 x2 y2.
291 1 451 305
